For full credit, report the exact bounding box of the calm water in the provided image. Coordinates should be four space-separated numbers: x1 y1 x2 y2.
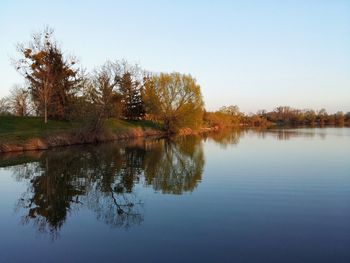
0 128 349 263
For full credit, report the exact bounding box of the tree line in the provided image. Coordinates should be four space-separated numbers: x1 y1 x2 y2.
0 27 203 133
0 27 349 131
247 106 350 127
204 105 350 128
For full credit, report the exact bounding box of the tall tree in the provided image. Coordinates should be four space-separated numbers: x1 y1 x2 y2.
317 108 328 125
90 61 122 118
142 74 161 121
15 27 81 123
334 111 345 126
115 61 145 120
143 72 204 132
218 105 242 126
304 109 317 125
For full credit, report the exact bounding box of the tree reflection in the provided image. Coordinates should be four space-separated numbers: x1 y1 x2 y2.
144 136 205 194
1 128 333 239
201 128 327 146
6 137 204 238
204 129 242 148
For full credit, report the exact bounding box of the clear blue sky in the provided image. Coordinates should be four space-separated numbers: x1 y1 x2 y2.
1 0 349 113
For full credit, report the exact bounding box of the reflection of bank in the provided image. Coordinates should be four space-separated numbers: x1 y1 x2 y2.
255 129 326 141
5 136 204 238
203 129 242 148
200 127 326 144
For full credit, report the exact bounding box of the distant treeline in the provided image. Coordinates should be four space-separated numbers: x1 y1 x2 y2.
204 105 350 128
0 27 349 132
252 106 349 127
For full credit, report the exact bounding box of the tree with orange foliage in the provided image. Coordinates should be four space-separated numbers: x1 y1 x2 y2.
15 27 81 123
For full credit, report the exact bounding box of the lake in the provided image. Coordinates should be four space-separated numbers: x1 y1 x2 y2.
0 128 349 263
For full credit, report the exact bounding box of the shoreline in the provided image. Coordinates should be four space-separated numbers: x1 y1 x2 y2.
1 123 348 154
0 126 220 154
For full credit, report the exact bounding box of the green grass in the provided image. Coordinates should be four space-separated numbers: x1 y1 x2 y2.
0 116 75 143
0 116 161 144
106 119 161 133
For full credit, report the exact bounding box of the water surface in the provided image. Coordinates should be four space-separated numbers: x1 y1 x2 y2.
0 128 349 262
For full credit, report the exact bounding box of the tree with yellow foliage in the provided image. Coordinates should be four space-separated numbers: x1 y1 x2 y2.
142 72 204 132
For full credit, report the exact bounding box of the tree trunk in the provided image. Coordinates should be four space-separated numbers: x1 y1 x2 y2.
44 102 48 124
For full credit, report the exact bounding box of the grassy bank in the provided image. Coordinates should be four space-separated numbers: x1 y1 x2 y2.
0 116 77 143
0 116 161 141
0 116 165 153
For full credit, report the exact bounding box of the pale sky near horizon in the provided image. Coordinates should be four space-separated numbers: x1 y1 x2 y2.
0 0 349 113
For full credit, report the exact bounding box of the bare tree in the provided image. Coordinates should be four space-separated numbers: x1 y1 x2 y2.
0 97 10 115
91 61 122 118
9 84 30 116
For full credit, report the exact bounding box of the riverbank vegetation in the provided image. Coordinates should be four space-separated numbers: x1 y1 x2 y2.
0 27 205 135
0 27 349 149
